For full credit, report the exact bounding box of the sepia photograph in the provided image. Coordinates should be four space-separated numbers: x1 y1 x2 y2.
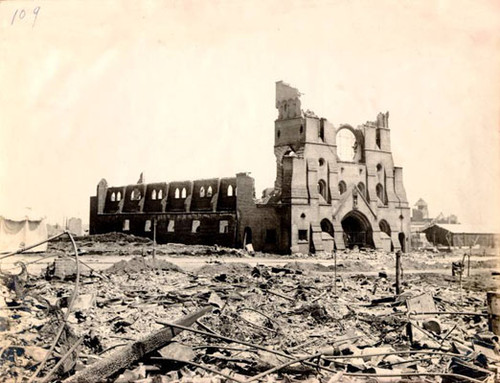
1 1 499 382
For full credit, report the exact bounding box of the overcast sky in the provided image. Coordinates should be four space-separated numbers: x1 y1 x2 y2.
1 0 499 228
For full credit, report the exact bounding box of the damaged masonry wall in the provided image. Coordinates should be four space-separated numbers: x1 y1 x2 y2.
90 81 411 253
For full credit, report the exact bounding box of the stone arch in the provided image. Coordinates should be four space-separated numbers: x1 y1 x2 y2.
376 183 386 204
111 192 116 202
318 179 327 200
338 180 347 195
379 219 394 251
320 218 334 237
379 219 391 236
341 210 374 249
227 185 234 197
336 125 364 162
357 182 366 198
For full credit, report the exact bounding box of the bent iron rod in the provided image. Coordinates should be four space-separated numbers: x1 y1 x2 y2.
0 232 66 260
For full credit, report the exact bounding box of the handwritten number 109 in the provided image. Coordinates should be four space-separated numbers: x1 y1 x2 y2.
11 7 41 27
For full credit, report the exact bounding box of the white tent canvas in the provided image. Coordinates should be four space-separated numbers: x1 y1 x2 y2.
0 209 48 253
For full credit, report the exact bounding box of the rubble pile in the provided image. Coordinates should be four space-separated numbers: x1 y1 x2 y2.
1 242 499 382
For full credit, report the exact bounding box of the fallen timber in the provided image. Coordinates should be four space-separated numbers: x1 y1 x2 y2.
63 306 212 383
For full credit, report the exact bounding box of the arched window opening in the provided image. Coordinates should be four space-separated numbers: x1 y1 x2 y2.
181 187 187 198
320 218 334 237
338 181 347 195
379 220 391 236
336 128 357 161
207 186 213 197
111 192 116 202
151 190 157 200
318 158 325 166
376 128 381 149
317 179 327 200
130 190 135 200
175 188 180 199
319 119 325 141
235 187 237 196
158 189 163 199
227 185 234 197
200 186 205 198
136 191 141 200
376 183 386 204
376 163 382 172
357 182 366 198
116 192 122 201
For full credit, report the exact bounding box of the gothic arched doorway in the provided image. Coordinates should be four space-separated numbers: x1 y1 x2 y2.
341 211 374 249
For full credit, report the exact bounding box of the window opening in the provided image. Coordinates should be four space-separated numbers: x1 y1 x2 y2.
318 179 327 199
338 181 347 195
298 229 308 241
219 220 229 233
167 220 175 232
192 220 200 233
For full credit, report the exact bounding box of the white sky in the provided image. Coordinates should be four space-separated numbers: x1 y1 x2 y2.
1 0 499 227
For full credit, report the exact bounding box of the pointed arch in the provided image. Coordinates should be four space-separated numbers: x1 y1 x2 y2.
376 183 386 204
158 189 163 199
151 189 157 200
227 185 234 197
338 181 347 195
175 188 180 199
181 187 187 198
357 182 366 198
207 186 213 197
111 192 116 202
199 186 205 198
317 179 327 200
117 191 121 201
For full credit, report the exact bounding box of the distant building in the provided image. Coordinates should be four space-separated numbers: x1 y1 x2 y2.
423 223 499 248
90 81 411 253
66 217 83 236
410 197 461 249
412 198 429 221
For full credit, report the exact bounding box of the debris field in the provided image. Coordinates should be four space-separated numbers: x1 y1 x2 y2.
1 233 499 383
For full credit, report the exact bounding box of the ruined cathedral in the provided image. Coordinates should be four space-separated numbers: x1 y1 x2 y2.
90 81 411 253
